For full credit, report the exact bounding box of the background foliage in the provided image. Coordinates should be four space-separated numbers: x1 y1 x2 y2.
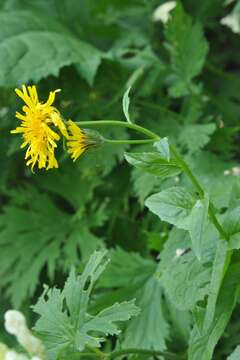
1 0 240 359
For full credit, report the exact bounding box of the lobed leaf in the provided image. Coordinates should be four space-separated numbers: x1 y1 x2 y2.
33 251 139 360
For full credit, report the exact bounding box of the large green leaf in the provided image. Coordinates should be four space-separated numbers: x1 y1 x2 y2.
161 252 211 311
145 187 195 227
165 3 208 97
33 251 139 360
188 264 240 360
146 187 211 259
0 10 102 86
96 248 171 351
121 277 169 351
178 124 216 153
0 185 103 307
98 247 156 289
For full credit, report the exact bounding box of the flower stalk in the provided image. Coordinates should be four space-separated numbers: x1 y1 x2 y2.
76 120 228 241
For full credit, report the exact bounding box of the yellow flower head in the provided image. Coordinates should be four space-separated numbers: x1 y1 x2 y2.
67 120 103 162
11 85 68 170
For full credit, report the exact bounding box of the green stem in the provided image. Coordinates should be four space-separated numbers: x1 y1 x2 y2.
76 120 159 140
104 138 156 145
209 203 228 240
107 348 182 359
170 145 228 240
76 120 228 240
87 345 106 358
169 145 204 196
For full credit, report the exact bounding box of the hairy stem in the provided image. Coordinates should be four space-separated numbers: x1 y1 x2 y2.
77 120 228 240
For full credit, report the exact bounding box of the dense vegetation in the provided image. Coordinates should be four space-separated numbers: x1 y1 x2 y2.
1 0 240 359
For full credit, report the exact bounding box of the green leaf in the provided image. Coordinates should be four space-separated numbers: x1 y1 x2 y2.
35 162 102 211
95 248 170 351
223 205 240 237
98 247 156 289
146 188 210 259
188 264 240 360
122 86 132 123
145 187 196 228
165 3 208 97
131 168 161 205
33 251 139 360
227 346 240 360
178 124 216 153
185 196 209 260
186 151 240 209
161 252 211 311
154 137 170 161
0 10 102 86
158 228 191 271
0 185 103 307
125 153 182 178
202 240 229 332
121 277 169 351
223 204 240 249
166 298 191 345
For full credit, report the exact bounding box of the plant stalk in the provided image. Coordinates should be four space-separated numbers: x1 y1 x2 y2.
76 120 228 240
104 138 156 145
76 120 159 140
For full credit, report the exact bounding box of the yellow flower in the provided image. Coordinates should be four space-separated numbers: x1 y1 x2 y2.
67 120 103 162
67 120 90 161
11 85 68 170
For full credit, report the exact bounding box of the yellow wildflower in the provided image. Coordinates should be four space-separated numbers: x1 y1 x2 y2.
67 120 103 161
11 85 67 170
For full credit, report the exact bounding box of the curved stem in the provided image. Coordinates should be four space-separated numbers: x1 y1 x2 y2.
107 348 183 359
76 120 228 240
76 120 159 140
104 138 156 145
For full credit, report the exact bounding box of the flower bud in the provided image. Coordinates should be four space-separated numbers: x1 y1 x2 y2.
67 120 104 162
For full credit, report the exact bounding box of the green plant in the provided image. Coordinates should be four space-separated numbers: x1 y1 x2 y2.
1 1 240 359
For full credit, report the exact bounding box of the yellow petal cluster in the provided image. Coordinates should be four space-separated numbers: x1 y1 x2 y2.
11 85 67 170
67 120 90 161
12 85 103 170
